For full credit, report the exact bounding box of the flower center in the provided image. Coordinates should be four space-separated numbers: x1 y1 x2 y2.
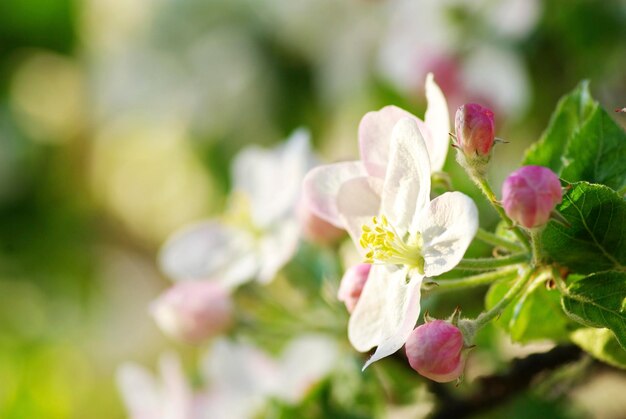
359 215 424 273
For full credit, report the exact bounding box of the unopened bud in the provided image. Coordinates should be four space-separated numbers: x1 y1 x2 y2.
297 195 344 245
454 103 495 157
150 281 233 344
502 165 562 229
405 320 466 383
337 264 371 313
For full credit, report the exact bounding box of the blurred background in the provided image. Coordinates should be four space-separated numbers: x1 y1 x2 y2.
0 0 625 418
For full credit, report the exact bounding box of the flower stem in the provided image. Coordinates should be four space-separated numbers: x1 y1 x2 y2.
475 227 525 252
472 175 531 250
434 267 520 292
455 253 529 271
529 229 544 267
460 268 534 342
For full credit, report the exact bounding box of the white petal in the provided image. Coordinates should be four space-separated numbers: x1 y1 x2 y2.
275 334 339 403
232 129 313 227
336 177 381 251
257 219 300 284
381 118 432 234
348 265 424 368
117 363 161 419
159 221 258 286
417 192 479 277
302 161 367 228
358 106 425 179
424 72 450 172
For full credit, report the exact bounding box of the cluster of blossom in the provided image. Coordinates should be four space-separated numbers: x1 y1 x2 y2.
120 72 566 416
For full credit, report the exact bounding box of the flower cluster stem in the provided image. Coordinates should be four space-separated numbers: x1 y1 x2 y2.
455 253 529 271
475 228 525 252
434 267 519 292
529 229 544 267
459 268 534 345
472 174 531 250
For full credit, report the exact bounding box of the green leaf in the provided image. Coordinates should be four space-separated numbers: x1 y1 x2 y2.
570 328 626 370
560 105 626 191
561 271 626 350
523 80 596 171
486 278 574 343
542 182 626 274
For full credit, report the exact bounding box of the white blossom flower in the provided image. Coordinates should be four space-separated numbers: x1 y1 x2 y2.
306 117 477 368
159 129 313 288
303 73 449 230
117 336 339 419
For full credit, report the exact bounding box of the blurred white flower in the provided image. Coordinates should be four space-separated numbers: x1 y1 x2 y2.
377 0 539 115
160 129 313 287
117 353 195 419
117 336 339 419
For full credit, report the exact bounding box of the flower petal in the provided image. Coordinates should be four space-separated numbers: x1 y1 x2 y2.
232 129 313 227
417 192 479 277
257 219 301 284
336 177 381 252
424 73 450 172
348 265 424 368
381 118 432 234
159 221 258 286
358 106 425 179
302 161 366 228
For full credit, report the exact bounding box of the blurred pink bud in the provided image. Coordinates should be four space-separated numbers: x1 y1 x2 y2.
297 196 344 245
454 103 495 156
502 165 562 228
405 320 466 383
151 281 233 344
337 264 371 313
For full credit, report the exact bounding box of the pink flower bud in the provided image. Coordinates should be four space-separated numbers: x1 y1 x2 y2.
405 320 466 383
296 195 344 245
454 103 495 156
337 264 371 313
150 281 233 344
502 165 562 228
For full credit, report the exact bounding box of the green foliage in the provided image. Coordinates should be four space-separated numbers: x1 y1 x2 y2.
570 328 626 370
486 277 574 343
542 182 626 274
561 271 626 350
523 81 595 172
560 106 626 191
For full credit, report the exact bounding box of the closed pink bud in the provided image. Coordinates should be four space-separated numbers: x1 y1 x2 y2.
405 320 466 383
502 165 562 228
297 195 344 245
150 281 233 344
454 103 495 156
337 264 371 313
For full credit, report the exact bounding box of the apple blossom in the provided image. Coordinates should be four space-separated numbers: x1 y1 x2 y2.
338 264 371 313
296 195 345 244
405 320 466 383
307 116 477 368
303 73 450 231
502 165 562 228
454 103 495 157
159 129 313 287
150 281 233 344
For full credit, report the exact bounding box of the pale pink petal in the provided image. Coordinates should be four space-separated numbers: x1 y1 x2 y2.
336 177 381 252
302 161 367 228
381 118 432 235
348 265 424 369
417 192 478 277
358 106 425 179
424 73 451 172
